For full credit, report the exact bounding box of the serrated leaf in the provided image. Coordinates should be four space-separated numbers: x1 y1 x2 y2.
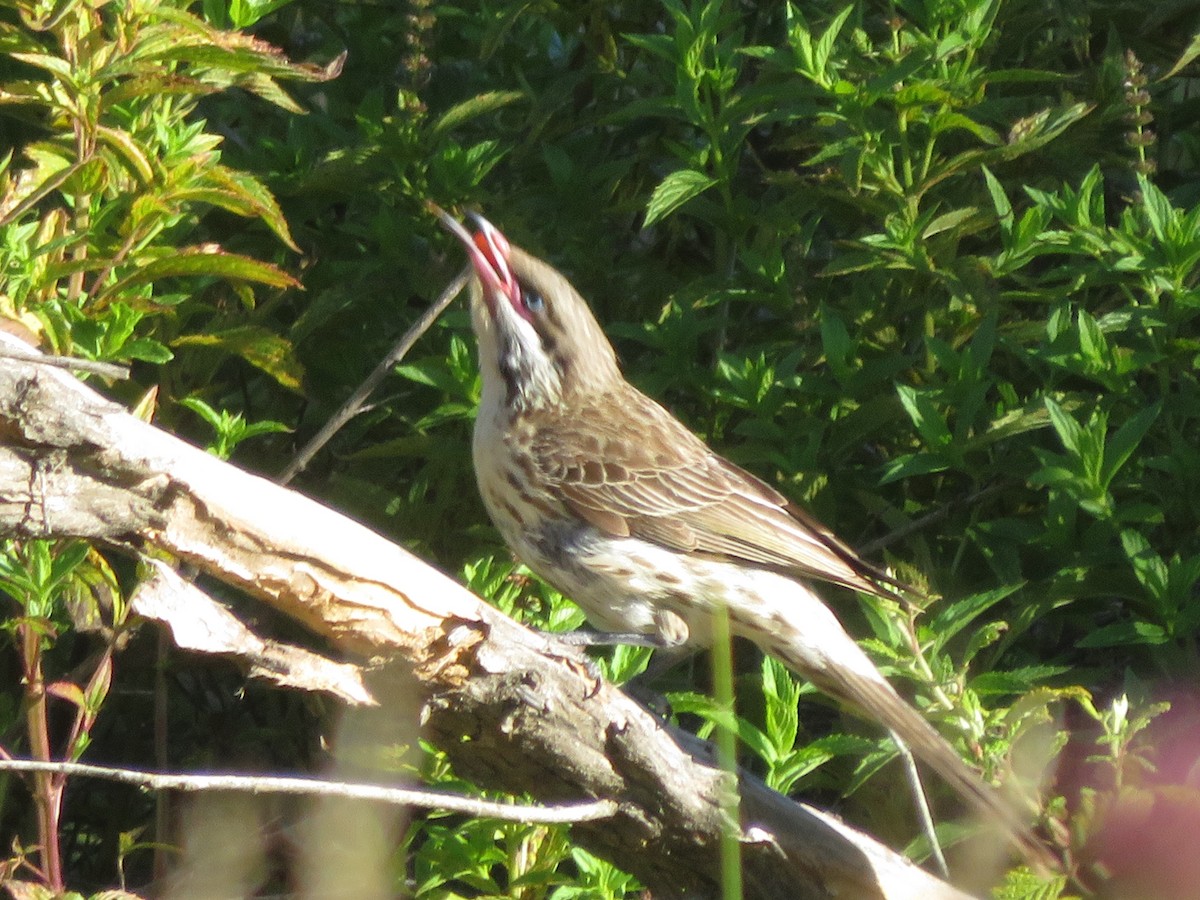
206 166 298 251
431 90 524 137
96 125 155 185
10 51 76 82
232 71 304 114
0 159 83 227
992 865 1069 900
104 247 300 298
643 168 716 227
970 665 1071 695
929 584 1022 649
173 326 303 391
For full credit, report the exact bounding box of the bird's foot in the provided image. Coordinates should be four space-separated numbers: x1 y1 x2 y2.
623 680 674 721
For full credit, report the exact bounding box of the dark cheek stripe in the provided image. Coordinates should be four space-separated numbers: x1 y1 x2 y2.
499 337 523 406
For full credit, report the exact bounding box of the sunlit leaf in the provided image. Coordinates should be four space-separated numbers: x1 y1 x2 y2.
173 326 304 391
431 90 525 137
643 168 716 227
104 246 300 298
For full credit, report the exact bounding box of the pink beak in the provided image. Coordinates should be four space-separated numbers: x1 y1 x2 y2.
429 203 520 314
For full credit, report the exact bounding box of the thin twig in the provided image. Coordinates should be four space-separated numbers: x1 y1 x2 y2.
277 265 470 484
860 482 1008 556
0 346 130 380
0 758 617 824
889 730 950 879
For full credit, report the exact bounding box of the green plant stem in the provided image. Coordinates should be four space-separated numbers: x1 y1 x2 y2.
153 627 171 885
711 604 742 900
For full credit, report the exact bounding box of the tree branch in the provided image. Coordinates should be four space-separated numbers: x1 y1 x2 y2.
0 340 972 899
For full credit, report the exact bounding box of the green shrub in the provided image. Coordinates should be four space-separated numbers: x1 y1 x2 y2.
5 0 1200 895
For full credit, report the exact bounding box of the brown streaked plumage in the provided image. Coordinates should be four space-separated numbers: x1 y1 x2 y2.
432 205 1049 869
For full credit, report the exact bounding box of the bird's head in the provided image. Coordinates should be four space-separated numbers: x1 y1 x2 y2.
432 206 621 411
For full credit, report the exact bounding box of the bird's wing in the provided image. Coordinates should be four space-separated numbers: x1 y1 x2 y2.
531 391 902 598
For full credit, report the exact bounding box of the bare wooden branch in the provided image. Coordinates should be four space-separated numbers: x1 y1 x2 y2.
276 265 470 484
0 344 130 380
130 560 374 705
0 340 974 900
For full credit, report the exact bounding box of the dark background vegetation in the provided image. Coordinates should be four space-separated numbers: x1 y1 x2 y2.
3 0 1200 896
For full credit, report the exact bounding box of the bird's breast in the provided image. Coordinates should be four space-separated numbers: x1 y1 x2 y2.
472 403 568 546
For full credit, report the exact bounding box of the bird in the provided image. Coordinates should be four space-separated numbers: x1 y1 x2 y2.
430 203 1047 867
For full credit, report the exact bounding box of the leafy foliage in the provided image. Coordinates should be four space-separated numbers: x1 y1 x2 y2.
5 0 1200 896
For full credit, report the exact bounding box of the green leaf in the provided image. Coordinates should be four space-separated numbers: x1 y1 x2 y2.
921 206 979 239
178 396 223 429
1044 396 1083 457
1138 175 1177 246
431 90 525 136
1120 529 1169 601
208 166 299 251
643 168 717 227
929 584 1023 649
896 383 953 448
120 338 174 364
1076 620 1168 648
1161 31 1200 81
992 865 1069 900
878 453 950 484
9 51 77 83
173 326 304 391
1102 403 1159 487
95 126 156 185
982 166 1012 231
105 246 300 298
970 665 1072 696
818 304 853 382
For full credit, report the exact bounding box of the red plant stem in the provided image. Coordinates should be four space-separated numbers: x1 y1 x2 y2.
20 622 63 891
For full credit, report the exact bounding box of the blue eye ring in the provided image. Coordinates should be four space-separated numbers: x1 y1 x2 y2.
523 288 545 313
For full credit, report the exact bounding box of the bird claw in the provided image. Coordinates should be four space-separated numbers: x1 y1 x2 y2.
623 680 674 721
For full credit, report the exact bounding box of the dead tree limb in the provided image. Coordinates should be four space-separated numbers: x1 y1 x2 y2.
0 342 972 900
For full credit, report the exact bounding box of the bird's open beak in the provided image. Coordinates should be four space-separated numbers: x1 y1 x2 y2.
429 202 519 314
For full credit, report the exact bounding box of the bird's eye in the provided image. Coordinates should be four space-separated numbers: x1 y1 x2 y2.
522 288 545 313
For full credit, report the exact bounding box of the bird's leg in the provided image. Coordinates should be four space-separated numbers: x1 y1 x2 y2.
550 629 668 648
544 611 694 717
550 606 692 650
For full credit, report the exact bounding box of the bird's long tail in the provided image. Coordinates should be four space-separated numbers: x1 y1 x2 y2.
732 580 1053 871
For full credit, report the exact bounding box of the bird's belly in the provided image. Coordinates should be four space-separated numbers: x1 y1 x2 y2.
522 525 732 645
522 527 878 671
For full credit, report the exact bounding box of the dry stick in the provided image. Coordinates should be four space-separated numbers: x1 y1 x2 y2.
890 731 950 879
0 759 617 824
0 346 129 380
277 266 470 485
859 483 1008 556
